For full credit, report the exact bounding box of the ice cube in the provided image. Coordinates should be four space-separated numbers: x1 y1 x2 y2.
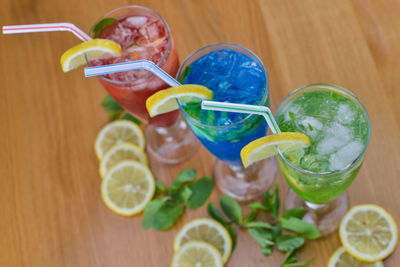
336 104 356 124
329 140 364 170
125 16 148 27
316 123 352 154
138 19 165 42
300 116 323 137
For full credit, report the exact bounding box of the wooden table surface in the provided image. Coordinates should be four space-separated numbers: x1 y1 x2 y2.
1 0 400 266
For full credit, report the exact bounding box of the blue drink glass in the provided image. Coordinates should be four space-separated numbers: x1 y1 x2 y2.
176 44 277 201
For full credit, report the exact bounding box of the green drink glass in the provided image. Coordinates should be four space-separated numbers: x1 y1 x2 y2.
275 84 371 236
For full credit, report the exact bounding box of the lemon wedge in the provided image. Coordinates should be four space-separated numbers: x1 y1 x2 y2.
339 204 398 262
172 241 223 267
240 132 311 168
60 39 121 72
101 160 155 216
328 247 383 267
145 85 213 117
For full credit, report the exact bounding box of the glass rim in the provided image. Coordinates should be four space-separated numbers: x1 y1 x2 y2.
275 83 371 175
87 5 172 85
176 43 270 129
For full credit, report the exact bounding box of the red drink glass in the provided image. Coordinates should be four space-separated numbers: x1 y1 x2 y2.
89 6 199 163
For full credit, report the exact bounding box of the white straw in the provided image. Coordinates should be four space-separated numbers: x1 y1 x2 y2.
84 60 181 87
201 100 281 134
2 23 91 42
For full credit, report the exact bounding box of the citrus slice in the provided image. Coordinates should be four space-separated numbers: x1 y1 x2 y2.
240 132 311 168
95 120 145 160
328 247 383 267
101 160 155 216
60 39 121 72
99 142 148 178
339 204 398 262
171 241 223 267
174 218 232 264
145 84 213 117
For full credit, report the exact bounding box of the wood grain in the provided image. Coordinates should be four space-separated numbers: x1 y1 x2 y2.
1 0 399 266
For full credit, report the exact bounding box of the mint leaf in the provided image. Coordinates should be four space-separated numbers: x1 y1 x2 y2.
243 209 258 225
186 177 213 209
282 249 296 265
272 184 280 219
279 217 320 240
248 202 267 210
142 198 167 229
180 186 192 205
220 196 242 225
276 235 305 251
244 221 272 229
226 225 237 251
93 17 117 38
263 190 273 211
270 224 282 242
261 246 272 256
155 181 166 194
121 113 141 125
283 258 314 266
207 203 228 225
170 168 196 192
248 228 274 247
102 95 123 112
152 203 184 230
282 207 306 219
179 66 192 83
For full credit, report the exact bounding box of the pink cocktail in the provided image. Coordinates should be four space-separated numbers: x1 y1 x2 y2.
89 6 199 164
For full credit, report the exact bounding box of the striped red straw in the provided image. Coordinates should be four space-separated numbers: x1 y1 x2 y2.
2 23 91 42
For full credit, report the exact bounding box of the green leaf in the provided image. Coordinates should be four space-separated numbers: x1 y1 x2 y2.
179 66 192 83
261 246 272 256
170 168 197 192
186 177 213 209
155 181 166 194
283 258 314 266
93 17 117 38
226 225 237 251
109 110 122 121
243 209 258 225
270 224 282 242
272 184 280 219
244 221 272 229
121 113 141 125
207 203 228 225
276 235 305 251
102 95 123 112
248 202 267 210
180 186 192 205
279 217 320 240
263 190 273 210
152 203 184 230
248 228 274 247
220 196 243 225
282 207 306 219
282 249 296 265
142 198 167 229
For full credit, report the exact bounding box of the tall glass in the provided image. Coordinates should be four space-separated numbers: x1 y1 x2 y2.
275 84 371 236
176 44 277 201
88 6 199 164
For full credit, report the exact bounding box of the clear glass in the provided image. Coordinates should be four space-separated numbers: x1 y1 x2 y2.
176 43 277 201
275 84 371 235
88 6 199 164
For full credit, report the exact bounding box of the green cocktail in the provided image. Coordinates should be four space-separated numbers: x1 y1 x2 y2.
275 84 370 235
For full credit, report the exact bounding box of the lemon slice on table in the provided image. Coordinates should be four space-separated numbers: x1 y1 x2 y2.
240 132 311 168
145 85 213 117
339 204 398 262
328 247 383 267
101 160 155 216
60 39 121 72
99 142 148 178
172 241 223 267
95 120 145 160
174 218 232 264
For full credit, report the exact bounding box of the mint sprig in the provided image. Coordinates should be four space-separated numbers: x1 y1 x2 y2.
206 184 319 266
101 95 141 125
143 169 213 230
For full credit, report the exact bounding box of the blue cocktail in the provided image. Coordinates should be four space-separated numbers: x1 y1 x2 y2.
177 44 276 200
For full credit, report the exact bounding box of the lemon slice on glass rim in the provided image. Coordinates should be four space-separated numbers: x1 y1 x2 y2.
145 84 213 117
60 39 121 72
240 132 311 168
339 204 398 262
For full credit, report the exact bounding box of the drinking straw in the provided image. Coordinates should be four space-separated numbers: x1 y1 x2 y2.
201 100 281 134
2 23 91 42
84 60 181 87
